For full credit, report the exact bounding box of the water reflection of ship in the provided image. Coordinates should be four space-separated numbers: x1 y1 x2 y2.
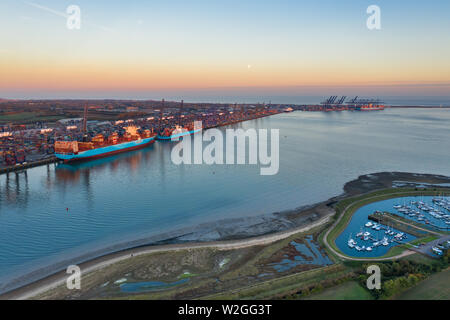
0 170 30 208
55 146 153 184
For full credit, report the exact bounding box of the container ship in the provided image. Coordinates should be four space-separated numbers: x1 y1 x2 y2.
355 103 385 111
55 126 156 162
157 99 202 140
157 124 202 140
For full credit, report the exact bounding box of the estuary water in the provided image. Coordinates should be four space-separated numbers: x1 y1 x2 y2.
1 108 450 293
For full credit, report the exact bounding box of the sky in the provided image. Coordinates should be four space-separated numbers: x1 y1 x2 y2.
0 0 449 101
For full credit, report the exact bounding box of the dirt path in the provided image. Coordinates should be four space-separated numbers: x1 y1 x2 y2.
4 215 333 300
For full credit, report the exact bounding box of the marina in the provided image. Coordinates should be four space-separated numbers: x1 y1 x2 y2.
336 195 450 258
337 217 417 258
392 196 450 230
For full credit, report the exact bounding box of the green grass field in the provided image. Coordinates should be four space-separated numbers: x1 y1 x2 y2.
401 253 436 265
0 112 65 123
409 236 439 246
304 281 373 300
204 264 350 300
396 268 450 300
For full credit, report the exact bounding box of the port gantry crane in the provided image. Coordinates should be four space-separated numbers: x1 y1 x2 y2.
321 96 347 110
178 99 184 126
158 98 165 133
81 104 89 142
345 97 384 107
82 104 88 133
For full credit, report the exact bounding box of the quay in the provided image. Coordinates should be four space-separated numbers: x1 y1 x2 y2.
0 156 57 174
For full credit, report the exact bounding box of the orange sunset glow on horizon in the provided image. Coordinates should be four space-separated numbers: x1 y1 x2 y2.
1 0 449 99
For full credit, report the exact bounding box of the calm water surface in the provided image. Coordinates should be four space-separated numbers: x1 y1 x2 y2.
1 108 450 292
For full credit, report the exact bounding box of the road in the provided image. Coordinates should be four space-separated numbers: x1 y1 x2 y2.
413 235 450 257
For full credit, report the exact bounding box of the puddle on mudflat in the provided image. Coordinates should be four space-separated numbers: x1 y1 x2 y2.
119 278 189 293
269 235 332 273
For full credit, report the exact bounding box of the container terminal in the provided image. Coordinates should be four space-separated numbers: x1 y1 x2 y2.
1 99 281 170
316 96 385 111
0 96 387 169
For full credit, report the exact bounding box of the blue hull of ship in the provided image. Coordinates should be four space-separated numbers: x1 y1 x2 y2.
55 136 156 161
157 128 201 140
